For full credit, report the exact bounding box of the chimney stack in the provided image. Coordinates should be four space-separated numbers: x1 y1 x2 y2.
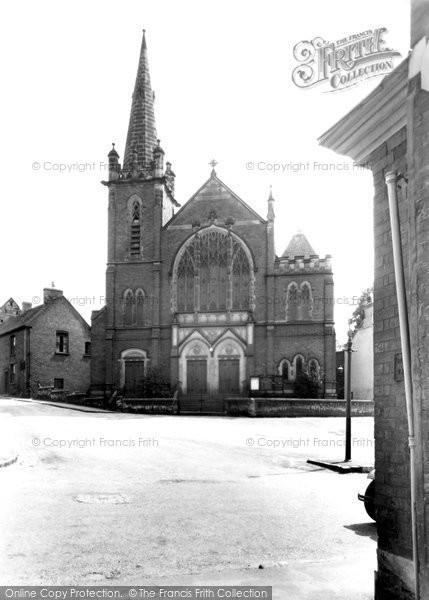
43 287 63 303
21 302 32 313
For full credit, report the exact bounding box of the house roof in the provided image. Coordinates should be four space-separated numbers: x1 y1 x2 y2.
0 296 90 337
282 232 316 258
0 304 45 336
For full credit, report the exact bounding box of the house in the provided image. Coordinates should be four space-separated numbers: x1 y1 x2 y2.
0 287 91 397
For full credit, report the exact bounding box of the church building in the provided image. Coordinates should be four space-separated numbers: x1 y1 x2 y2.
90 32 336 409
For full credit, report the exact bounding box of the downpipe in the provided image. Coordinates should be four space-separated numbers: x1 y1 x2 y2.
385 171 420 600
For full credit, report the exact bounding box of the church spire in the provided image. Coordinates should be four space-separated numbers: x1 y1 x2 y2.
123 30 158 170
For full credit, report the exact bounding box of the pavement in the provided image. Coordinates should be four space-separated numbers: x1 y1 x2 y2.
0 398 376 599
307 459 373 474
13 396 111 413
139 556 376 600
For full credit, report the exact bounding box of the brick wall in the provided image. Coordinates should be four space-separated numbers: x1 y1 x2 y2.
29 298 91 394
369 126 413 598
370 73 429 594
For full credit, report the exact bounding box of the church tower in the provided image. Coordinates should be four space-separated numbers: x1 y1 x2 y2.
91 31 179 394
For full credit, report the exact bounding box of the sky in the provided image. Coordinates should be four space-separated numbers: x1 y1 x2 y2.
0 0 411 344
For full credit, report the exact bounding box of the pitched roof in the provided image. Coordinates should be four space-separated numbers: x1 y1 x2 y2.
165 172 266 227
0 296 90 336
0 297 20 315
282 232 316 258
0 304 45 336
123 30 158 170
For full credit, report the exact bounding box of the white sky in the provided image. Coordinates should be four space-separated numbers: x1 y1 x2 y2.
0 0 411 344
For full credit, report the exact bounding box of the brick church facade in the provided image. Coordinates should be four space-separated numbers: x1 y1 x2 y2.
90 32 337 406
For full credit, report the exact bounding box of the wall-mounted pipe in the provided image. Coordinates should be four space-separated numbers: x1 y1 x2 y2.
385 170 419 600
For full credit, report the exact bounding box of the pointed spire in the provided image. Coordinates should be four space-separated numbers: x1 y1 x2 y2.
123 30 158 170
267 185 275 222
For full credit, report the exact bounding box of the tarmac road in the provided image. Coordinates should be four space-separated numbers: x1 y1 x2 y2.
0 398 376 599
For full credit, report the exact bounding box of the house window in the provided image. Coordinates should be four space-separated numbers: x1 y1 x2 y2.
9 364 16 384
10 335 16 356
54 378 64 389
84 342 91 356
56 331 69 354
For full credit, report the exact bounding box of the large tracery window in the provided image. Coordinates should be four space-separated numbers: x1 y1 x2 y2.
175 228 253 312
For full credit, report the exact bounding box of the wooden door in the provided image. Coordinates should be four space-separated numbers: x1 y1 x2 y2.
187 359 207 394
124 360 145 396
218 359 240 394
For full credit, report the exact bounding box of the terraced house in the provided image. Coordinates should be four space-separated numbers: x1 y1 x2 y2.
90 32 337 411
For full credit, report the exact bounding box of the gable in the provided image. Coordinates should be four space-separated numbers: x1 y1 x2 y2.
166 175 266 228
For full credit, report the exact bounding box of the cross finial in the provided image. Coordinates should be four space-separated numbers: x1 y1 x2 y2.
209 158 218 176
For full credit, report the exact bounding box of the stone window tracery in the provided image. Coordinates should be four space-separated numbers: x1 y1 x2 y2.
174 228 253 312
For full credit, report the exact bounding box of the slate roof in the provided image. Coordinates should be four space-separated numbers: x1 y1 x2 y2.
0 304 45 336
282 232 317 258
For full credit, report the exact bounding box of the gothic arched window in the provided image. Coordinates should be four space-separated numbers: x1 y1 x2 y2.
123 290 134 326
308 359 320 378
130 201 141 255
278 359 291 381
135 289 145 326
177 248 195 312
301 282 313 320
293 354 305 380
286 283 299 321
174 228 252 313
232 245 250 309
199 230 229 311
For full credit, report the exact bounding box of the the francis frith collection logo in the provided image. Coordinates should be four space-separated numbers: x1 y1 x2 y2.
292 28 401 92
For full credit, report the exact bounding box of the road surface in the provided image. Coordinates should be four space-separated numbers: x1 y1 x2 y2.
0 398 376 598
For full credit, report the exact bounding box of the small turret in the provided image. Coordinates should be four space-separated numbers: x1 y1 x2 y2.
153 139 165 177
108 143 120 181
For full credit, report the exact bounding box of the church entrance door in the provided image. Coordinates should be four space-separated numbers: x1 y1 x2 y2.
124 360 145 396
187 359 207 394
218 358 240 395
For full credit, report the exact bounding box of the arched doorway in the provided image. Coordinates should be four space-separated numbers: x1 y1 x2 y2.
119 349 148 397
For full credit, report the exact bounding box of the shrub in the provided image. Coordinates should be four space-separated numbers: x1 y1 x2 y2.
293 370 322 399
141 367 171 398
